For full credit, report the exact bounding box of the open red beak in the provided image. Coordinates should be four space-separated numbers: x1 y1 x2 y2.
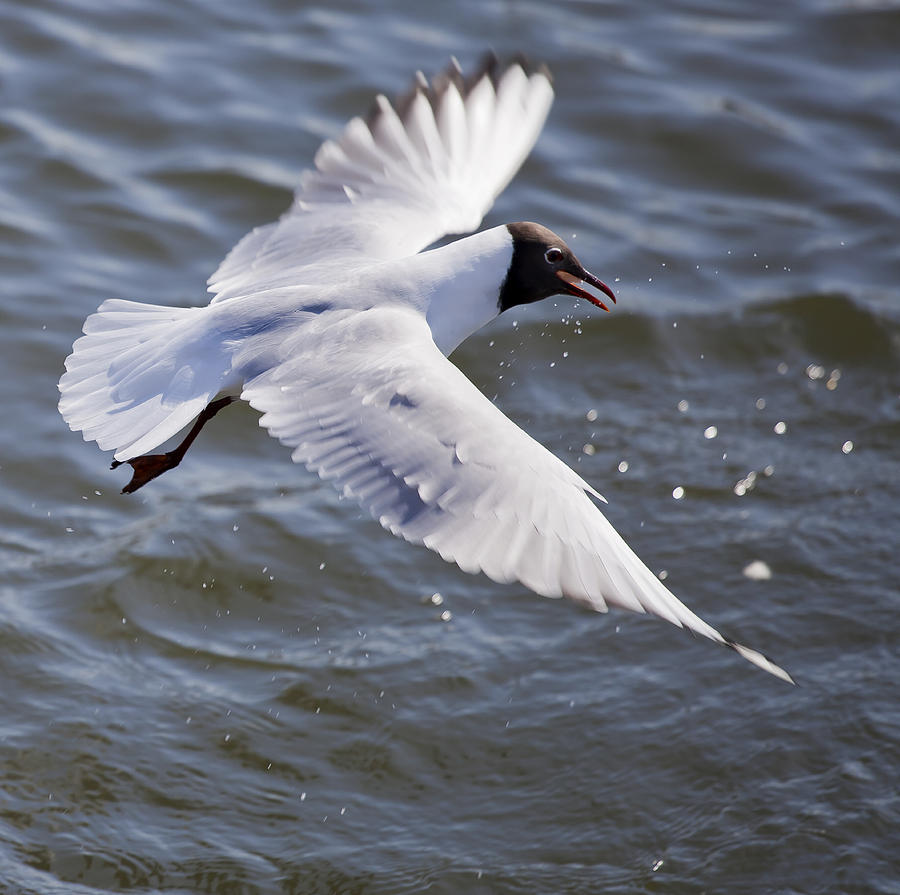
556 269 616 312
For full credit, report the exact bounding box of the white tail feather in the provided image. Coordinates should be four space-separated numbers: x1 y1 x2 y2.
59 299 231 461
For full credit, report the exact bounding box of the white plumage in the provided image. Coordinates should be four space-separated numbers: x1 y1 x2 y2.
207 58 553 300
58 56 792 683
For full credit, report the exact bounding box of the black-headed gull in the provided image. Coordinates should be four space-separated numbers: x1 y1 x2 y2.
59 56 792 683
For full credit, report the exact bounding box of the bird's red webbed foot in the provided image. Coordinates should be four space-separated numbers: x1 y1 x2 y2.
111 395 236 494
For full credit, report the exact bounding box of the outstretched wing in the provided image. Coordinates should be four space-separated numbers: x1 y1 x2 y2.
241 306 793 683
207 56 554 301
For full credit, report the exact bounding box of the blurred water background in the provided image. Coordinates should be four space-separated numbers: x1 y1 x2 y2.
1 1 898 892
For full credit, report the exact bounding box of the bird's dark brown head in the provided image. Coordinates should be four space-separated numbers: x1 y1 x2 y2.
498 222 616 313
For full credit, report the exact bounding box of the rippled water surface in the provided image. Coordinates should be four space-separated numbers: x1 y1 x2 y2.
2 1 899 893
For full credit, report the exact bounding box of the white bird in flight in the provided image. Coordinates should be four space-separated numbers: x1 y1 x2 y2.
59 55 792 683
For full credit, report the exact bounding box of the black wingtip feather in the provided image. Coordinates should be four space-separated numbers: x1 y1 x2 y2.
724 637 796 685
393 82 422 124
364 95 383 129
466 50 500 92
365 50 553 130
374 54 552 131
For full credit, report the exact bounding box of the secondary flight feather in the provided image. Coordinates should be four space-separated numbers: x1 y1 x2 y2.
58 55 792 684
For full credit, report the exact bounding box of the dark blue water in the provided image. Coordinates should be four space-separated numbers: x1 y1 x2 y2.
1 1 898 892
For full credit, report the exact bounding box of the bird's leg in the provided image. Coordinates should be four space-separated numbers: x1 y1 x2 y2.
111 395 237 494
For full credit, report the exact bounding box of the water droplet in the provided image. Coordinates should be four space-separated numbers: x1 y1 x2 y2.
678 400 689 413
777 362 789 375
582 443 596 456
652 859 664 872
440 609 452 622
755 398 766 410
586 409 598 422
672 486 685 500
617 460 629 473
774 421 787 435
806 363 826 381
841 440 854 454
703 426 718 439
743 560 772 581
658 570 668 581
733 469 759 496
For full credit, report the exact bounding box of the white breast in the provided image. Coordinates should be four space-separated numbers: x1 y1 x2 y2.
408 225 514 355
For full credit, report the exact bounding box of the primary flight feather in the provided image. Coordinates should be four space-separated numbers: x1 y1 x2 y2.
58 55 792 684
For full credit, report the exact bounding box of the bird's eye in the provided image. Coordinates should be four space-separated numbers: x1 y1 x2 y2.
544 247 564 264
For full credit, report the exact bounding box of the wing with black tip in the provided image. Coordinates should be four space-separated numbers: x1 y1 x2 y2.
208 56 554 301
